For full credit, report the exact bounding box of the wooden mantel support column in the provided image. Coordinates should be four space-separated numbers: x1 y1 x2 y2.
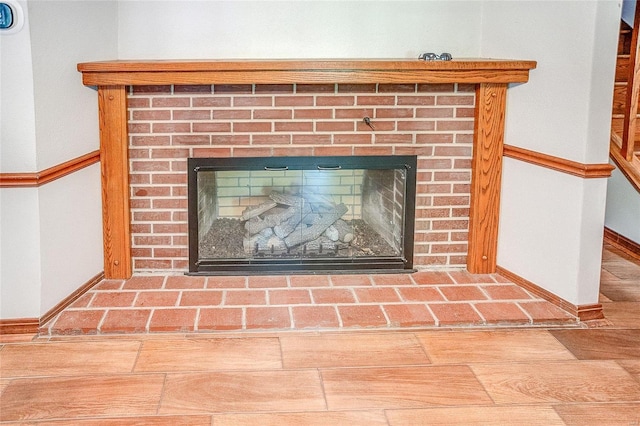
79 59 536 279
468 83 507 274
98 86 131 278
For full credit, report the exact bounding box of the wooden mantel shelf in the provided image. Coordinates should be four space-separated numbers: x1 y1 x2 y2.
79 58 536 279
78 58 536 86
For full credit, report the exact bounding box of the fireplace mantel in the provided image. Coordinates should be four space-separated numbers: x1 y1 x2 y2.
78 58 536 279
78 59 535 85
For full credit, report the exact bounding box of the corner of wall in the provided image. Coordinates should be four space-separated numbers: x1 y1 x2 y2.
1 0 118 320
0 187 42 319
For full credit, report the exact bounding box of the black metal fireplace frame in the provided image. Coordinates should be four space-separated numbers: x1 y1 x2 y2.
187 155 417 275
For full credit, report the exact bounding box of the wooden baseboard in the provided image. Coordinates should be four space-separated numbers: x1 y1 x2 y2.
40 272 105 326
0 271 104 335
604 226 640 262
496 266 604 322
0 318 40 335
575 304 607 322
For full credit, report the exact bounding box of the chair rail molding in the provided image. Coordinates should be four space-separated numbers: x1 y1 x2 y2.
0 150 100 188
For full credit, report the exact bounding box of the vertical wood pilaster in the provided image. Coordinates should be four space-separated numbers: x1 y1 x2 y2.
98 85 132 279
467 83 507 274
622 3 640 160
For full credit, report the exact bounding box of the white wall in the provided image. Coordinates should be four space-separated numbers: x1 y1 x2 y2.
0 0 117 319
0 0 36 172
622 0 635 26
27 0 116 315
498 160 609 304
481 1 621 305
605 165 640 243
480 1 618 163
0 0 623 318
118 1 482 59
29 0 117 169
0 0 41 319
38 165 103 314
0 189 42 318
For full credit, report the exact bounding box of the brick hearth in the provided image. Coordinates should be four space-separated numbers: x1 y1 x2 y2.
39 271 577 335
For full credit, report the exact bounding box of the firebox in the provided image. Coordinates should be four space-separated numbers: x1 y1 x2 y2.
188 155 417 274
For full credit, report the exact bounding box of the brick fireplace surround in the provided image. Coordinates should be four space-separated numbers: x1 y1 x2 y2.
129 82 473 272
41 59 595 334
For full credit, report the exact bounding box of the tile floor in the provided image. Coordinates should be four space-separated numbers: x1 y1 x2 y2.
1 244 639 424
39 270 578 335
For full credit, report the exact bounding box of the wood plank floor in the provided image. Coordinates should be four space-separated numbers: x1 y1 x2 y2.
0 245 638 424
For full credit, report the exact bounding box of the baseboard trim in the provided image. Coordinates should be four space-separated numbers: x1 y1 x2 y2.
40 271 105 326
496 265 604 321
0 271 104 335
575 304 607 322
604 227 640 262
0 318 40 335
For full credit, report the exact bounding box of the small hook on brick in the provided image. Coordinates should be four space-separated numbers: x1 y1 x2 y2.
363 116 375 131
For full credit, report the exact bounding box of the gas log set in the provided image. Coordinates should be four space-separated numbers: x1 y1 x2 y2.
242 191 355 256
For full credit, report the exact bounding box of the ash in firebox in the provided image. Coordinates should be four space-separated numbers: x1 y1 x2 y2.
199 218 398 259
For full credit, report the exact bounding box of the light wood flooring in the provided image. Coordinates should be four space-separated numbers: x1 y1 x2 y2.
1 245 638 424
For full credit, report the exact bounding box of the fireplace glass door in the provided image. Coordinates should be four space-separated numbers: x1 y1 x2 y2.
188 156 416 274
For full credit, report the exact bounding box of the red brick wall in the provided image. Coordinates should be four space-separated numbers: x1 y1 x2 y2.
127 83 475 272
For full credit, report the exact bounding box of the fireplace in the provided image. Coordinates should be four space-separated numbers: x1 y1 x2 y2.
188 155 417 274
77 59 537 279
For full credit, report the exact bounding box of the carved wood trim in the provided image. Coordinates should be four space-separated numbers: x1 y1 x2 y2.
0 150 100 188
503 145 614 178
